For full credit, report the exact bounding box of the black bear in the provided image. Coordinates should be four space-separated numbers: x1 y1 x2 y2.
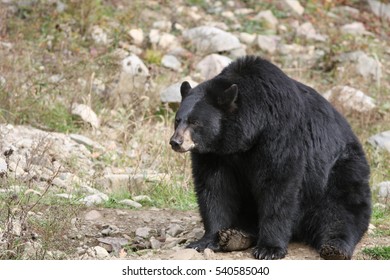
169 56 371 260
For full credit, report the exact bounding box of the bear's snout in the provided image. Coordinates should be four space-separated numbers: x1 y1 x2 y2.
169 136 183 151
170 128 195 153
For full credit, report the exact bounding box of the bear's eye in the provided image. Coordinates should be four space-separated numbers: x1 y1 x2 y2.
188 119 200 127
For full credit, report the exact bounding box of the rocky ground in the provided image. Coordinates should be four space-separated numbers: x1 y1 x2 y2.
0 0 390 259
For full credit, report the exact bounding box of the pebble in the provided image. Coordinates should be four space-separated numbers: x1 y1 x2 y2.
135 227 152 239
128 28 144 46
84 210 102 221
132 195 152 203
160 79 198 103
166 224 184 237
119 199 142 208
254 10 278 30
204 248 216 260
368 131 390 152
80 193 109 206
196 54 232 80
284 0 305 15
323 86 376 112
161 55 181 71
91 26 109 45
257 35 281 54
101 225 120 236
0 157 7 176
169 249 203 260
373 181 390 198
71 104 100 129
150 237 162 250
94 246 110 259
341 22 368 36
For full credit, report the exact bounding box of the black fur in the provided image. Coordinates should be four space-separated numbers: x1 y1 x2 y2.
171 56 372 260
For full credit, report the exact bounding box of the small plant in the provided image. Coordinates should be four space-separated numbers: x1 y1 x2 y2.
362 246 390 260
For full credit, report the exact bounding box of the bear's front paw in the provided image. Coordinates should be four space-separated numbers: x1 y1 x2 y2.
187 237 221 252
253 246 287 260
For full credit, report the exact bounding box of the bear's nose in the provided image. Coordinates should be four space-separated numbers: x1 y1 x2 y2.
170 138 182 150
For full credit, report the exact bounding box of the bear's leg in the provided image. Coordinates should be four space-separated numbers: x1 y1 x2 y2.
187 156 243 252
251 180 300 260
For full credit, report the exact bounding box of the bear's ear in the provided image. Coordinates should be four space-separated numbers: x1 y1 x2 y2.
180 81 192 99
216 84 238 112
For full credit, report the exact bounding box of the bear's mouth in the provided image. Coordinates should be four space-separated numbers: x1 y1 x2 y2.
171 143 195 153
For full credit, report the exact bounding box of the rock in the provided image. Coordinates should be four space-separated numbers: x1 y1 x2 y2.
257 35 281 54
94 246 110 259
161 55 181 71
69 134 104 150
190 227 205 240
128 28 144 46
150 236 162 250
284 0 304 15
80 192 109 206
368 131 390 152
254 10 278 30
119 199 142 208
91 26 109 45
196 54 232 80
373 181 390 198
239 32 257 45
153 20 172 31
338 51 382 81
323 86 375 113
296 22 327 42
132 195 152 203
167 224 184 237
160 79 198 103
341 22 368 36
0 157 7 176
97 237 129 255
48 74 63 83
204 248 216 260
55 193 73 199
183 26 241 55
101 225 120 236
368 223 376 235
169 249 203 260
92 78 106 96
135 227 151 239
71 103 100 129
98 174 130 190
158 33 181 51
368 0 390 20
121 54 149 77
84 210 102 221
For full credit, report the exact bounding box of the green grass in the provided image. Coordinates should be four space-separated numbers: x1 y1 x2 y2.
362 246 390 260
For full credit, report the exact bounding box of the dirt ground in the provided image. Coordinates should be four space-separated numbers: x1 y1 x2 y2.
71 207 389 260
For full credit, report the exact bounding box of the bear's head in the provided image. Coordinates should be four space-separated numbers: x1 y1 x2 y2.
169 79 238 154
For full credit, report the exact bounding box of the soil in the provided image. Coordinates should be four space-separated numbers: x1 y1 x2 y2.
70 207 389 260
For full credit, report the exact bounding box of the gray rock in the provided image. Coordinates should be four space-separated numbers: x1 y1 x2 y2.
119 199 142 208
161 55 181 71
84 210 102 221
135 227 151 239
191 227 205 240
254 10 278 30
368 131 390 152
239 32 257 45
196 54 232 80
373 181 390 198
296 22 327 41
160 79 198 103
323 86 375 113
183 26 241 55
0 157 7 176
338 51 382 81
341 22 369 36
69 134 104 150
204 248 216 260
284 0 304 15
257 35 281 54
71 103 100 129
94 246 110 259
150 237 162 250
97 237 129 254
368 0 390 20
48 74 63 83
101 225 120 236
121 54 149 77
167 224 184 237
55 193 73 199
158 33 181 51
80 193 109 206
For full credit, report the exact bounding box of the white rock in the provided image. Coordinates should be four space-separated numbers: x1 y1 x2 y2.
55 193 73 199
341 22 368 35
254 10 278 30
81 193 109 206
0 157 7 176
48 74 63 83
356 53 382 81
121 54 149 77
92 78 106 95
128 28 144 46
94 246 110 259
167 224 184 237
132 195 152 202
183 26 241 55
158 33 181 51
0 75 6 86
153 20 172 31
149 29 160 45
374 181 390 198
257 35 281 54
204 248 216 260
91 26 109 45
71 103 100 129
368 0 390 20
284 0 304 15
368 131 390 152
169 249 203 260
119 199 142 208
239 32 257 45
323 86 376 113
160 79 198 103
161 55 181 71
150 237 161 250
296 22 327 41
196 54 232 80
